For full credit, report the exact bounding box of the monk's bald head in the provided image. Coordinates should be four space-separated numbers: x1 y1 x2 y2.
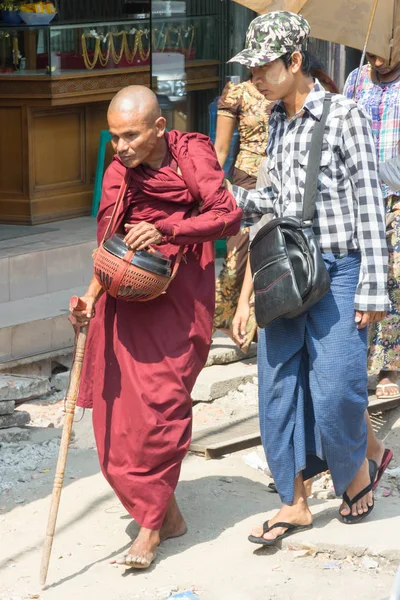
108 86 161 126
108 86 166 170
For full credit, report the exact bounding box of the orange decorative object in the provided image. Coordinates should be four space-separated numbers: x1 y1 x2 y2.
94 242 174 302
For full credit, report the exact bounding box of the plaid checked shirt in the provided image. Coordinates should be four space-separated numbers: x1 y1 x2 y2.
233 80 390 312
344 65 400 199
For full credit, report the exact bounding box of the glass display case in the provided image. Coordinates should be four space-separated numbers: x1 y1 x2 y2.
0 0 223 225
0 15 216 76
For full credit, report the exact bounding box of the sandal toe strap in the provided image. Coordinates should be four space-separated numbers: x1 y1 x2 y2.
343 482 373 507
263 521 297 533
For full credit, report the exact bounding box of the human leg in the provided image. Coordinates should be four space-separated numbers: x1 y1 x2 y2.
369 199 400 397
92 321 193 569
249 473 313 543
257 315 308 506
305 253 372 520
366 411 385 467
121 494 187 568
250 314 315 543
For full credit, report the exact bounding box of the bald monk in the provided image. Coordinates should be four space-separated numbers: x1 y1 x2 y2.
71 86 242 569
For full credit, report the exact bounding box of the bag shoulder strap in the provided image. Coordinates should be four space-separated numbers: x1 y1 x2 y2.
100 166 186 278
100 170 131 244
302 95 332 225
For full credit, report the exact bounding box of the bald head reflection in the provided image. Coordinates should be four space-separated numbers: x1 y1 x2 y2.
108 86 166 169
108 85 161 125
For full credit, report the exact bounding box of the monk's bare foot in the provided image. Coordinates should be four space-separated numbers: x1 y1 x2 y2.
117 527 159 569
376 370 400 398
250 497 312 542
160 494 187 542
340 458 373 518
116 496 186 568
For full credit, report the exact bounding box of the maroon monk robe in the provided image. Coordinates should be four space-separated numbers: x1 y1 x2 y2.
77 130 242 530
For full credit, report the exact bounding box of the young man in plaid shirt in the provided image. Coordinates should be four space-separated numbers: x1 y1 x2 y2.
229 11 390 544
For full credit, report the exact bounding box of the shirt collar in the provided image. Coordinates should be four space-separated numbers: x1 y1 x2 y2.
272 79 327 121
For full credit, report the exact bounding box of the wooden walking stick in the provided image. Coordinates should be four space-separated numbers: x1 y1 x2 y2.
40 296 89 587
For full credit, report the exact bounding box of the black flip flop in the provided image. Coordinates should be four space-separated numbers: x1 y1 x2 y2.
248 520 313 546
340 459 378 525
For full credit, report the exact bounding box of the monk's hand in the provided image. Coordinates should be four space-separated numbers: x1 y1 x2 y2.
232 301 250 348
69 294 97 327
354 310 386 330
124 222 162 251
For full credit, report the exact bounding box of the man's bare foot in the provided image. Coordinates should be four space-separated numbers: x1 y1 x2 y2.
117 495 186 569
250 498 312 542
118 527 159 569
376 370 400 398
340 458 373 518
160 495 187 542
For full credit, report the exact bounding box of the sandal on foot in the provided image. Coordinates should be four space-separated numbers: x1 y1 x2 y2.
248 521 313 546
373 448 393 491
341 459 377 524
375 383 400 400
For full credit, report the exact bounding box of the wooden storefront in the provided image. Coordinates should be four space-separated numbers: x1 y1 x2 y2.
0 0 233 225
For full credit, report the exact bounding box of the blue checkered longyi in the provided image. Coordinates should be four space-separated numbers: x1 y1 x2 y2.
257 252 368 504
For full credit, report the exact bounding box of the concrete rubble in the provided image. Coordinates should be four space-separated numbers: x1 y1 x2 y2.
0 374 50 403
0 436 62 495
0 374 51 429
205 338 257 367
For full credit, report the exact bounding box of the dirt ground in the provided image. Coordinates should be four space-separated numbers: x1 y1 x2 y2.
1 392 400 600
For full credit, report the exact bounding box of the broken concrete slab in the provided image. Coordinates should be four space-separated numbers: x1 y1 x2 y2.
206 337 257 367
192 359 258 402
28 425 62 444
0 400 15 415
1 358 53 378
0 426 31 443
278 497 400 561
0 373 50 403
0 410 30 429
52 370 70 392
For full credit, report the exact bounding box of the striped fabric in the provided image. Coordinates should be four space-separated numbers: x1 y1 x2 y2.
344 65 400 199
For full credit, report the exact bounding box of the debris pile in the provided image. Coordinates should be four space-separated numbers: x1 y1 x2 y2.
0 437 61 495
0 374 50 430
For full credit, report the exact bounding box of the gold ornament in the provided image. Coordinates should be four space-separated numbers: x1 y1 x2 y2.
176 25 194 58
137 30 150 61
81 34 100 70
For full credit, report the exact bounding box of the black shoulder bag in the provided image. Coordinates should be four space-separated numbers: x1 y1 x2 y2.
249 97 332 328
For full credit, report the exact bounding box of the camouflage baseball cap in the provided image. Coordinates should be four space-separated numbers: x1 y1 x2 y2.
228 11 310 68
